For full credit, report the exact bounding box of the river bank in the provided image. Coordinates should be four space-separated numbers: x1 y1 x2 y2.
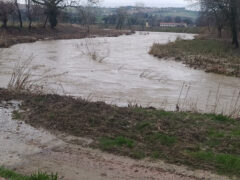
0 24 133 48
0 88 239 179
1 89 230 180
149 37 240 77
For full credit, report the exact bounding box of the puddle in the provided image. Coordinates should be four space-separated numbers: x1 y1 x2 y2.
0 101 62 167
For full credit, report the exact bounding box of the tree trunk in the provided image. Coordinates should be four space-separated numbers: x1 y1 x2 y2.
2 18 7 28
230 0 239 48
28 18 32 30
15 0 23 28
26 0 32 30
43 15 48 28
217 25 222 38
232 25 239 48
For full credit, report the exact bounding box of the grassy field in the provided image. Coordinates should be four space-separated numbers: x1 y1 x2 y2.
1 88 240 178
150 38 240 77
0 167 57 180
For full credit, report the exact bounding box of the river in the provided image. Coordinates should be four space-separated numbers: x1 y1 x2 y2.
0 32 240 116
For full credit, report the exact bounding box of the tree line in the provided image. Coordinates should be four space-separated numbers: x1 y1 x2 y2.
0 0 99 29
197 0 240 48
104 11 194 30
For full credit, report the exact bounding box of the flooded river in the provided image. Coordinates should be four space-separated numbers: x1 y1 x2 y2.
0 32 240 116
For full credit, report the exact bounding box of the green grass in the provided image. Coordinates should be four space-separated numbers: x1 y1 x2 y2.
12 110 22 120
99 136 135 150
146 133 177 146
135 121 151 131
207 130 225 138
191 151 240 176
0 167 58 180
230 130 240 137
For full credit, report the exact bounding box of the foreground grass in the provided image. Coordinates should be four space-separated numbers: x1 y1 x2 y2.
1 89 240 177
150 38 240 77
0 167 57 180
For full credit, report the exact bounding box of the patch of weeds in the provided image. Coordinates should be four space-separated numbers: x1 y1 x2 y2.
130 150 145 159
205 139 221 148
12 110 22 119
47 113 56 119
30 172 58 180
136 121 151 131
99 136 134 150
89 117 99 127
208 130 225 138
230 130 240 137
0 167 58 180
150 151 164 160
209 114 234 123
146 133 177 146
190 151 240 176
34 96 45 104
151 110 175 118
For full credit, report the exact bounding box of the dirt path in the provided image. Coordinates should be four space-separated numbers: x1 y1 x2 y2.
0 102 229 180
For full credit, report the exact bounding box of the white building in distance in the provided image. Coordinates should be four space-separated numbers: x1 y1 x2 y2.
160 23 187 27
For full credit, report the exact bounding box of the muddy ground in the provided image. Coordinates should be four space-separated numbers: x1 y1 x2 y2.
0 88 239 179
0 24 133 48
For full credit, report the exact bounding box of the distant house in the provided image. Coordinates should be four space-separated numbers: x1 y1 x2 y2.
146 22 149 28
160 23 187 28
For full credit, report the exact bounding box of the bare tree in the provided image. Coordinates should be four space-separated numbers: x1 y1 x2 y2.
116 8 127 30
25 0 33 29
229 0 239 48
0 1 15 28
14 0 23 28
200 0 227 37
198 0 239 48
78 2 98 33
32 0 71 28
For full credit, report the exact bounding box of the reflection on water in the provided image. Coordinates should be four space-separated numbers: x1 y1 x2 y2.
0 32 240 117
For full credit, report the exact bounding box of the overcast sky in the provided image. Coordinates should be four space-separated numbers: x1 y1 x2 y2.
101 0 189 8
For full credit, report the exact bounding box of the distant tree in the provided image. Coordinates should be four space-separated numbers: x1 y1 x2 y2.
25 0 38 29
75 0 100 33
196 13 214 32
116 8 127 29
148 15 158 26
0 1 15 28
199 0 239 47
199 0 227 38
14 0 23 28
164 16 173 23
175 16 182 23
32 0 80 28
183 18 193 25
103 15 117 25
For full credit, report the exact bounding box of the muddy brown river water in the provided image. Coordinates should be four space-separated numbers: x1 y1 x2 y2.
0 32 240 116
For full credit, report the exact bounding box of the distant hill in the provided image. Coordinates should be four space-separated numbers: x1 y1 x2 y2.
100 7 199 21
